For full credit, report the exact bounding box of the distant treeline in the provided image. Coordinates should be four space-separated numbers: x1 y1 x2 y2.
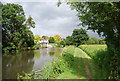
60 29 106 47
60 37 105 47
85 37 105 44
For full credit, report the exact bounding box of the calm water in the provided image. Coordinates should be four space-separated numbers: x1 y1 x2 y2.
3 48 63 79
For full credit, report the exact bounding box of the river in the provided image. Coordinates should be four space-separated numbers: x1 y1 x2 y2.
2 48 63 79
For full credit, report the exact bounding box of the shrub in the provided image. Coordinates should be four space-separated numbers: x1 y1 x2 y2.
32 44 40 49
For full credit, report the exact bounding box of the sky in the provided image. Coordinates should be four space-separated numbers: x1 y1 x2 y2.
2 1 101 38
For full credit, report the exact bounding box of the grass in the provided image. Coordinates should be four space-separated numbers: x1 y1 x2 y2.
79 45 109 78
79 45 107 58
42 46 76 79
42 45 107 79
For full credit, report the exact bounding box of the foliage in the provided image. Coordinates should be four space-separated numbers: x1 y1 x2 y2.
19 45 107 79
34 35 41 43
32 44 40 49
49 36 55 43
79 45 120 80
42 46 47 48
79 45 107 58
2 3 35 51
25 16 35 28
59 1 120 79
54 35 61 43
17 46 75 79
64 36 73 45
71 28 89 47
68 2 120 51
60 40 66 47
41 46 75 79
42 36 48 39
63 29 89 47
86 37 106 44
17 72 34 79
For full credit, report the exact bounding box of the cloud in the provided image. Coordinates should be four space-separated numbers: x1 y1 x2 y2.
87 30 100 38
3 2 100 38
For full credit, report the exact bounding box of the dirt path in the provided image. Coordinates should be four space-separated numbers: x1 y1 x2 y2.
75 48 92 80
83 56 92 81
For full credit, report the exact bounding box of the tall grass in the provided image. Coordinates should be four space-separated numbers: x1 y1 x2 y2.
79 45 119 79
42 46 75 79
79 45 107 59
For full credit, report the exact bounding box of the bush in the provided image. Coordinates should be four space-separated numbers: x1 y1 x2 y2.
42 46 75 79
32 44 40 49
60 40 66 47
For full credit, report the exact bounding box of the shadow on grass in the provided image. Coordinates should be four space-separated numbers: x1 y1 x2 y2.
61 53 107 79
94 49 120 80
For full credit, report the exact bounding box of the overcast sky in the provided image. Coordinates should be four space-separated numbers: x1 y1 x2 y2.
3 1 100 38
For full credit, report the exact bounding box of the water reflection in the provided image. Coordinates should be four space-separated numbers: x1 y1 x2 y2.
3 48 63 79
49 52 54 56
3 51 34 79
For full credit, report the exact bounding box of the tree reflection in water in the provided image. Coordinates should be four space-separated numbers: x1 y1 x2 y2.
3 48 63 79
3 51 34 79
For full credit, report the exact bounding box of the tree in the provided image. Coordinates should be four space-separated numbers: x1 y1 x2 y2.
54 35 61 43
49 37 55 43
86 37 105 44
65 36 73 45
2 3 35 51
71 28 89 47
63 2 120 79
42 36 48 40
60 40 66 47
34 35 41 43
25 16 35 28
68 2 120 51
58 1 120 79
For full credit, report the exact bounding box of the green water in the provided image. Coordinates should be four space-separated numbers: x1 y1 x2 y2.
3 48 63 79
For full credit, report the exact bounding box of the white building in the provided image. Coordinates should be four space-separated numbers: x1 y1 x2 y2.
38 40 49 47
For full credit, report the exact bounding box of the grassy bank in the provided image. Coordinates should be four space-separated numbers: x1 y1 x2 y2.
41 46 76 79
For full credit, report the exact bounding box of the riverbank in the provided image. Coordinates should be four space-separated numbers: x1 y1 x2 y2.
19 45 107 79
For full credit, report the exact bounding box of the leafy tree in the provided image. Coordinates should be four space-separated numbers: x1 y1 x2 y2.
54 35 61 43
60 40 66 47
49 37 55 43
58 1 120 79
2 3 35 51
63 1 120 79
25 16 35 28
65 36 73 45
72 28 89 47
86 37 105 44
68 2 120 51
34 35 41 43
42 36 48 40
